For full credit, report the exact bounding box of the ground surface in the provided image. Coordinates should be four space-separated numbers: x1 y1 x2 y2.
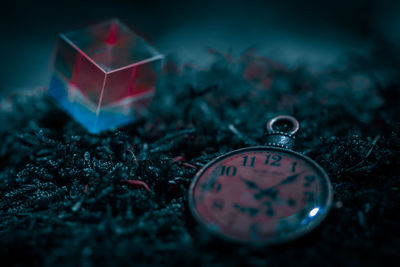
0 45 399 266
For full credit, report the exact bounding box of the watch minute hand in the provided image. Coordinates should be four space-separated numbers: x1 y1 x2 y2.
253 172 304 200
279 172 304 185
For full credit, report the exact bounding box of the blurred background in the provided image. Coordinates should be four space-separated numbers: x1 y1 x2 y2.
1 0 399 97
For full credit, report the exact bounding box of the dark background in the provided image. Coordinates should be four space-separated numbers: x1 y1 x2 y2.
1 0 400 96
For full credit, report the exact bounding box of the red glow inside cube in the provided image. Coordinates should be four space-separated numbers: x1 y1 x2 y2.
48 18 163 133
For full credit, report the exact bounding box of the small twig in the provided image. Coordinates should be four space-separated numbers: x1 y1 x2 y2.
121 180 151 192
150 129 196 148
126 146 139 166
329 135 381 176
172 156 202 170
227 124 258 146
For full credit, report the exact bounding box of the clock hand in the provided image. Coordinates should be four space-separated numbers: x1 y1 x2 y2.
253 187 279 200
239 177 260 190
279 172 304 185
253 172 304 200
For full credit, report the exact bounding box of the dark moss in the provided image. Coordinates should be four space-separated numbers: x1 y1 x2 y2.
0 45 399 266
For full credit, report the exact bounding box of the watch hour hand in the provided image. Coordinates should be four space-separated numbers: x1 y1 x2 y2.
239 177 259 190
253 188 279 200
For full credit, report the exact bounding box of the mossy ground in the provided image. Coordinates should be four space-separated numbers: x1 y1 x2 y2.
0 46 399 266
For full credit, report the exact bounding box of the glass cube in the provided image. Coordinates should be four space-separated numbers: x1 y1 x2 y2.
48 18 163 133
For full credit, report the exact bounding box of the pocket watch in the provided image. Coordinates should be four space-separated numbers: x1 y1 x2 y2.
188 115 333 245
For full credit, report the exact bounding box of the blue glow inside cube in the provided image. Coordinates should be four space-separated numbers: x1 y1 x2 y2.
48 18 163 133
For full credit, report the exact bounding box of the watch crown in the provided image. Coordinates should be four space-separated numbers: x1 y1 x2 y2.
264 115 299 150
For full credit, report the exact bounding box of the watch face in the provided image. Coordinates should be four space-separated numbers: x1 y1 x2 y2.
189 146 333 245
